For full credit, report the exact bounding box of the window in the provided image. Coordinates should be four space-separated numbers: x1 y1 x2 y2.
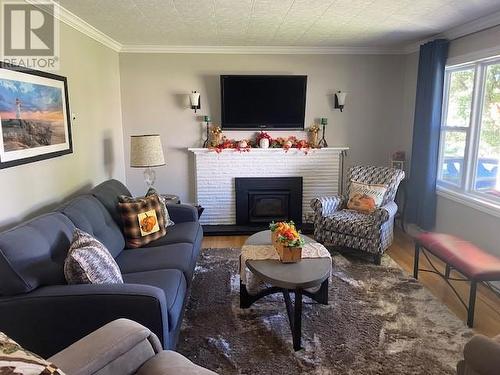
438 57 500 208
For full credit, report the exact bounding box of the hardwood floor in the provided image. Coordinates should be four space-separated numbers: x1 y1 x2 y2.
202 230 500 338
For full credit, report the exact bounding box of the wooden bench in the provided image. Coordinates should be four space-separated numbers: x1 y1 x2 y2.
414 233 500 328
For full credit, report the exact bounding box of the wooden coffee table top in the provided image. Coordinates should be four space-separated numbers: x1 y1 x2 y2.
244 230 331 290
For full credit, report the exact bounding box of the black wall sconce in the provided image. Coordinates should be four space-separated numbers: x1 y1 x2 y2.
189 91 201 113
334 91 347 112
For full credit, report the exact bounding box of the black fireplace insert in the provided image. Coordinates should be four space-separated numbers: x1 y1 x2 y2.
235 177 302 226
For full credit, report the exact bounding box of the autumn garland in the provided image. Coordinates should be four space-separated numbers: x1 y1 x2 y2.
209 131 317 154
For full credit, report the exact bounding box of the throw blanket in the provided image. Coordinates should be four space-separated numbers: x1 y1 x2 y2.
240 242 331 284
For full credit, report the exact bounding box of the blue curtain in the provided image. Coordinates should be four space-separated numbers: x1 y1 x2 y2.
406 39 449 230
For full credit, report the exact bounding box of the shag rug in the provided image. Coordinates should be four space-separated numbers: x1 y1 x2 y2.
177 248 473 374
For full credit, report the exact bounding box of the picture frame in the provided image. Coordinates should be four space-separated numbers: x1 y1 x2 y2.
0 62 72 169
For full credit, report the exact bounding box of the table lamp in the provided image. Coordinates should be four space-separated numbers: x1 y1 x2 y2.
130 134 165 188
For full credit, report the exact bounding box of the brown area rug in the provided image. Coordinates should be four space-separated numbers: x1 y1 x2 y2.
178 248 472 374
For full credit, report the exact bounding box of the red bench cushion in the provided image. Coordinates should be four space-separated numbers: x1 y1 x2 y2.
417 233 500 280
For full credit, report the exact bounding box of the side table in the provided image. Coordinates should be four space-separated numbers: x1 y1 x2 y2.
394 180 407 232
162 194 204 219
161 194 180 204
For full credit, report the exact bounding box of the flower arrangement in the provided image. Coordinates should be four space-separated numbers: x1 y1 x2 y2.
269 221 305 248
307 124 321 147
308 124 320 134
210 125 223 147
270 221 304 262
210 137 251 153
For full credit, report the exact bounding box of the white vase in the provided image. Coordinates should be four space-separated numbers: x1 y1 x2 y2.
259 138 270 149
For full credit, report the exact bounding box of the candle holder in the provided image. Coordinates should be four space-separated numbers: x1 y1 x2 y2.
202 115 210 148
318 118 328 147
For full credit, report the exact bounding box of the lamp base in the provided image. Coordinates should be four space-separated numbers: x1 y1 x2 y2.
144 167 156 188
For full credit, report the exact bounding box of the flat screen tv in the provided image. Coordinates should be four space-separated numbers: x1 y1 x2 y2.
221 75 307 130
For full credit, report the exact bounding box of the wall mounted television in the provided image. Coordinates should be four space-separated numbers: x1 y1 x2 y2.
220 75 307 130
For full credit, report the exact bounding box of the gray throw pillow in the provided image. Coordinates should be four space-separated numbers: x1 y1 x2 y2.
64 229 123 284
146 187 175 227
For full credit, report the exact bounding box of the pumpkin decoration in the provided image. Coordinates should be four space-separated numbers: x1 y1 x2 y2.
238 140 248 148
140 213 157 233
347 193 376 214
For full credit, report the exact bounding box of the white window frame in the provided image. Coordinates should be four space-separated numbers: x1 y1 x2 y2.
437 56 500 217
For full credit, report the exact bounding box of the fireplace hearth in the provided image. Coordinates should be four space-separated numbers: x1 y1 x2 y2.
235 177 303 226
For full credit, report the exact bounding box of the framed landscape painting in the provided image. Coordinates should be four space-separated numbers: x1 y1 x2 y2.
0 62 72 169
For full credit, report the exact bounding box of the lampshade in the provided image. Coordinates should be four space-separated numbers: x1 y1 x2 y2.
130 135 165 168
189 92 200 107
336 91 347 106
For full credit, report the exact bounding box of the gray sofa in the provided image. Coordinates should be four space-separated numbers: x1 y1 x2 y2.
0 179 202 358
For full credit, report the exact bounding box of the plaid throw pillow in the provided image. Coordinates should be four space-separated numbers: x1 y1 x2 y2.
118 194 167 248
0 332 65 374
146 187 174 227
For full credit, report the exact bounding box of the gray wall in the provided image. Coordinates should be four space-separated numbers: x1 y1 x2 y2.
0 22 126 228
119 53 405 200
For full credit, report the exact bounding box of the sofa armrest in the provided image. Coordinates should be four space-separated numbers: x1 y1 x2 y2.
462 334 500 375
167 203 198 223
370 201 398 224
310 195 345 217
49 319 163 375
0 283 169 358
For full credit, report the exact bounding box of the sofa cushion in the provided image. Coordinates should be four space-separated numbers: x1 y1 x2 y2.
123 270 186 331
91 179 132 229
145 222 202 247
64 229 123 285
323 210 378 238
59 195 125 258
0 213 74 296
116 244 195 284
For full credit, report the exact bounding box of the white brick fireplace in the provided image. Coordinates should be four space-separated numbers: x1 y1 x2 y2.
188 147 348 225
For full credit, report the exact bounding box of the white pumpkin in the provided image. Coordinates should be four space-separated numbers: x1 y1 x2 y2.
238 140 248 148
284 140 293 148
259 138 270 149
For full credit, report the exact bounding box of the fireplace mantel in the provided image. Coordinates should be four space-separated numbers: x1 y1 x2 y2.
188 147 349 154
188 147 349 225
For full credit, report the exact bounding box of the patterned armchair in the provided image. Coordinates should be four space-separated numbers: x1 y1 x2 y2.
310 165 405 264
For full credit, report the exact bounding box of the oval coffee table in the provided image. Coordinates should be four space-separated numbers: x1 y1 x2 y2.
240 230 331 351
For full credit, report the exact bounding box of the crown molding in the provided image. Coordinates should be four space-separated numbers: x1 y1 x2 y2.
119 44 406 55
26 0 122 52
443 9 500 40
404 10 500 54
